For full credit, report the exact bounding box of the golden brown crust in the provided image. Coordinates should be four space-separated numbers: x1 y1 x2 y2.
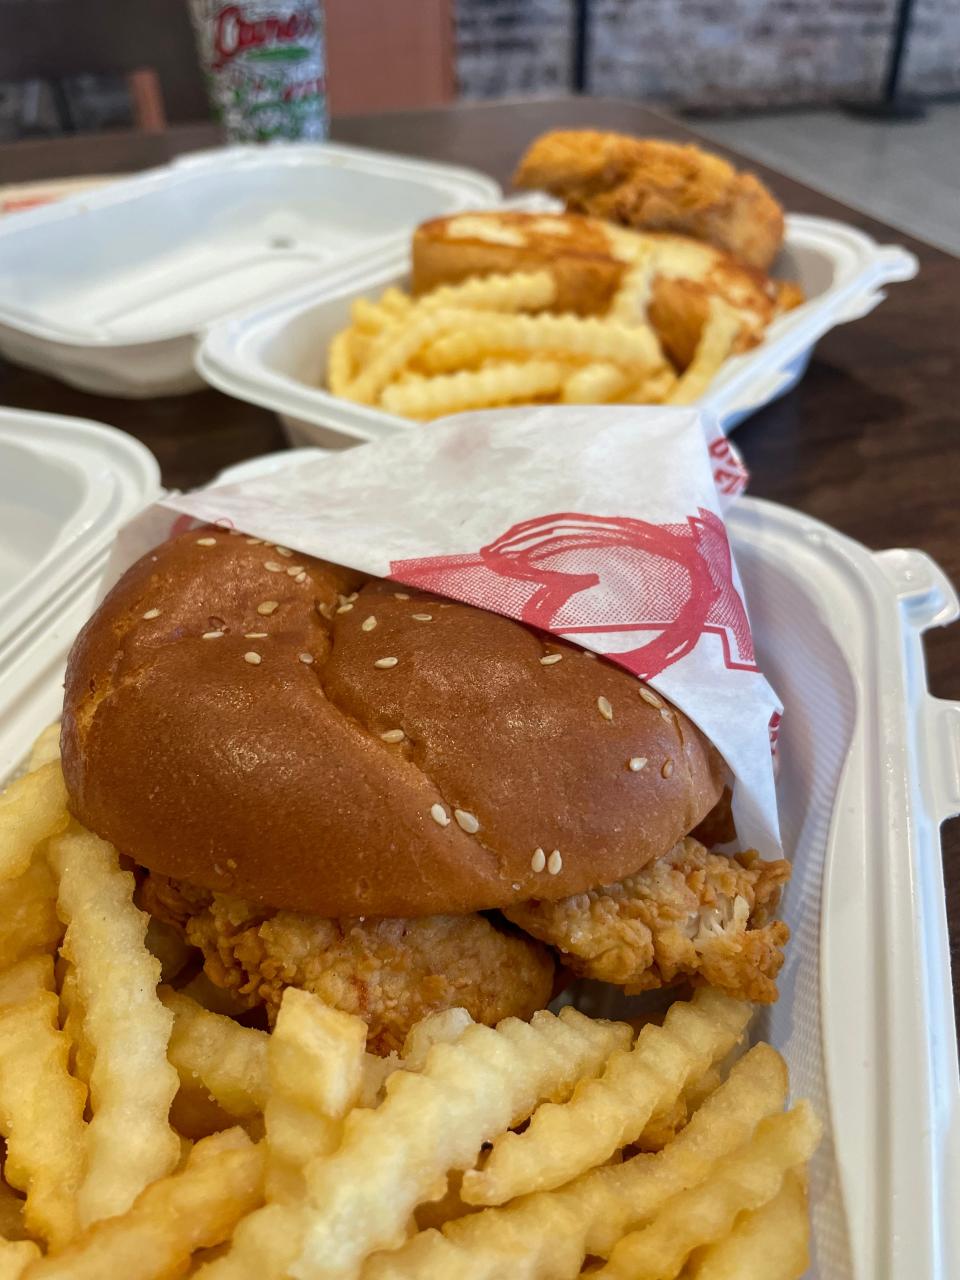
514 131 785 272
61 528 725 917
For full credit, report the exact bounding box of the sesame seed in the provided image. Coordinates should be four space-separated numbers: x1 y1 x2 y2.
142 608 161 619
640 687 663 708
583 651 597 660
337 603 354 614
286 566 303 577
660 707 673 722
196 536 217 546
244 632 268 639
275 547 293 557
258 601 279 615
394 592 410 600
374 656 399 669
361 616 378 632
264 561 284 573
597 696 614 721
661 759 674 778
317 602 333 619
531 847 546 873
547 849 563 875
347 592 359 602
202 630 224 640
430 803 450 827
299 653 314 665
295 572 307 583
629 756 648 772
540 653 563 665
412 613 433 622
215 518 232 529
245 538 262 545
244 652 262 666
454 809 480 833
380 729 405 743
226 857 237 869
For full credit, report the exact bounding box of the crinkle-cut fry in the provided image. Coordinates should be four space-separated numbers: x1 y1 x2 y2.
22 1128 264 1280
637 1064 724 1152
160 987 269 1120
0 859 61 975
461 988 750 1206
666 299 741 406
57 962 93 1087
0 989 86 1250
618 364 679 404
380 360 567 419
421 312 665 375
326 329 354 397
0 1239 41 1280
361 1043 787 1280
49 827 180 1227
378 287 413 317
0 764 68 885
418 271 556 315
609 252 656 325
686 1167 810 1279
0 957 53 1008
27 725 61 773
402 1008 475 1072
343 309 470 405
265 988 365 1203
289 1006 630 1279
561 361 632 404
594 1102 821 1279
350 296 398 335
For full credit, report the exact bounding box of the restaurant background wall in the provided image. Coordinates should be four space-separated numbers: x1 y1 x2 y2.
456 0 960 105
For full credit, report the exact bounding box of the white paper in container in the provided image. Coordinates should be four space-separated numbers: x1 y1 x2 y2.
105 405 781 859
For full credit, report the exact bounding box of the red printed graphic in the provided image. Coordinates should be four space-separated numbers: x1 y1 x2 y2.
708 435 750 498
391 509 757 681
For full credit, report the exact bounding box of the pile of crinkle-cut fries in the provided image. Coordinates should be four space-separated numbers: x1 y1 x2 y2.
0 734 820 1280
327 270 741 421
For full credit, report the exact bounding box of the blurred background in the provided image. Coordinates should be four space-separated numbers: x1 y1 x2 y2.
1 0 957 249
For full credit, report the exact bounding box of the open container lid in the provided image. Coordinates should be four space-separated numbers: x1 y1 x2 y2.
0 143 502 348
0 407 160 775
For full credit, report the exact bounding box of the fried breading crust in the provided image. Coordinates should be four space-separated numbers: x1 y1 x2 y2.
504 837 790 1003
140 874 555 1056
514 131 785 271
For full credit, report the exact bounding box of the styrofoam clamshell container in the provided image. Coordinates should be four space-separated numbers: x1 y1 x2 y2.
4 425 959 1277
196 211 917 445
0 144 501 398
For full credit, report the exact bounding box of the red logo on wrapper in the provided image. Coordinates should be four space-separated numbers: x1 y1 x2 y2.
391 508 757 681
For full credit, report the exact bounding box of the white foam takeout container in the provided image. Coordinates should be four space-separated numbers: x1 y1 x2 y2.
196 207 918 445
3 422 959 1278
0 145 501 398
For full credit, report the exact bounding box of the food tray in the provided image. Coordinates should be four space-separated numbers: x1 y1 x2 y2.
195 212 917 446
5 424 959 1277
0 145 501 397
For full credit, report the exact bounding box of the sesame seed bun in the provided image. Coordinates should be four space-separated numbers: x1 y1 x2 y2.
60 528 725 917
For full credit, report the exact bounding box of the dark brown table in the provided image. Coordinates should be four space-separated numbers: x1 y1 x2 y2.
2 98 958 1014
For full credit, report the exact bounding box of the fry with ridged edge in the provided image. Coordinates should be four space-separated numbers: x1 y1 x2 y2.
264 988 366 1203
619 364 679 404
0 859 61 976
344 310 470 405
666 298 741 406
593 1101 821 1278
416 271 555 315
287 1006 631 1279
686 1167 810 1279
0 956 52 1008
327 329 353 397
362 1043 787 1280
350 296 397 335
420 311 664 375
561 361 632 404
0 763 68 885
21 1128 264 1280
0 987 87 1249
27 725 61 772
49 826 180 1227
461 987 750 1206
161 987 269 1121
381 360 567 419
609 252 656 325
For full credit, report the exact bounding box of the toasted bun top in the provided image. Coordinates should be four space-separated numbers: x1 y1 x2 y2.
61 528 725 917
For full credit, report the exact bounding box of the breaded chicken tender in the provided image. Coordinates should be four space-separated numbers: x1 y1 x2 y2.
140 873 554 1055
515 131 785 272
504 837 790 1003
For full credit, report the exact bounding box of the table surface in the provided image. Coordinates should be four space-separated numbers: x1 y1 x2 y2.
1 98 958 1015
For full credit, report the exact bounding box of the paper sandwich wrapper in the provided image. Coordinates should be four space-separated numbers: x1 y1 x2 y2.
106 405 783 856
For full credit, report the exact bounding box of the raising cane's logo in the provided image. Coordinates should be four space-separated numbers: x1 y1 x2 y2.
391 508 757 682
211 4 317 69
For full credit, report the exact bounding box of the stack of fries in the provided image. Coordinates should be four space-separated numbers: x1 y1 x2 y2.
327 273 741 420
0 736 820 1279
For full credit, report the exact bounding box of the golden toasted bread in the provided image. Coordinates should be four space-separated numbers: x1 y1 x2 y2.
514 131 785 272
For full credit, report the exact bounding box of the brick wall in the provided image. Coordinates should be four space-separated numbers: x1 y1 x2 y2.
455 0 960 106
